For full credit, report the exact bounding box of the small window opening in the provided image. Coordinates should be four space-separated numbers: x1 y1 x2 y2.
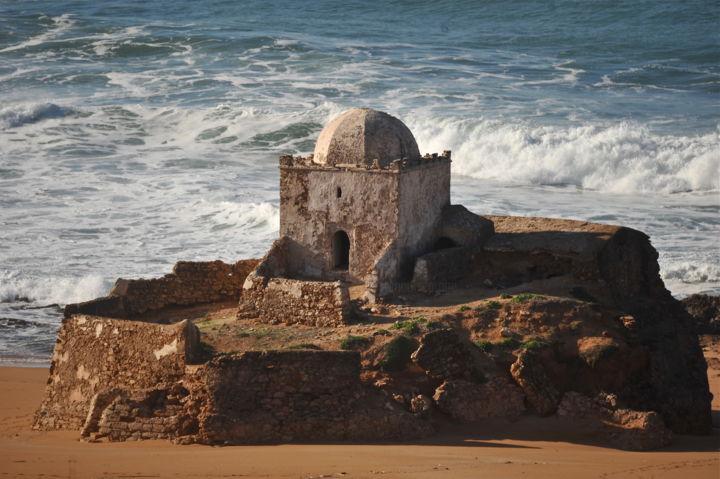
332 230 350 270
434 236 457 251
336 186 342 198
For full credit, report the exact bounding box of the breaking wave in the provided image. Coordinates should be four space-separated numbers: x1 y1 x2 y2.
0 103 67 129
409 116 720 194
0 272 110 306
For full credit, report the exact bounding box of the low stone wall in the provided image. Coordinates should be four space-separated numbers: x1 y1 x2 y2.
34 316 198 430
239 273 350 326
80 350 431 444
191 351 430 444
65 259 259 318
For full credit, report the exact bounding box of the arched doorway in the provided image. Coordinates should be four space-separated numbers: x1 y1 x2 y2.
332 230 350 270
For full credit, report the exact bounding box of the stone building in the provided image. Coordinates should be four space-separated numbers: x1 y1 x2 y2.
238 108 493 325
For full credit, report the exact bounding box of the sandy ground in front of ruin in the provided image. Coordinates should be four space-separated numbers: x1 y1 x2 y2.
0 335 718 479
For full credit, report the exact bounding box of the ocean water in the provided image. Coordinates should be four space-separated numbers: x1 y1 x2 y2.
1 0 718 365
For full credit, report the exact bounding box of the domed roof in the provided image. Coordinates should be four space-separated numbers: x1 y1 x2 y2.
313 108 420 168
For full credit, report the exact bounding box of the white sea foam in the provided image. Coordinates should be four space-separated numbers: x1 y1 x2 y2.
408 116 720 194
0 272 111 306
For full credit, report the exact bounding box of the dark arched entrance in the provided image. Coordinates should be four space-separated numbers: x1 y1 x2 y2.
332 230 350 270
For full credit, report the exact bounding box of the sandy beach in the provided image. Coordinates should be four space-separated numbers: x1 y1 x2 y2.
2 337 718 479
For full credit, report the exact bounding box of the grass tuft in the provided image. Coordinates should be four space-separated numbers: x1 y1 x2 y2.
511 293 547 303
339 335 371 350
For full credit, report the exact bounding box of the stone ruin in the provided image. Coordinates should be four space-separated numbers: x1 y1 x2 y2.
239 108 492 325
34 108 713 449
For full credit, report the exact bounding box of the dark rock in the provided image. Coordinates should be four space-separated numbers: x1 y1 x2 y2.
682 294 720 334
510 350 560 415
411 329 474 380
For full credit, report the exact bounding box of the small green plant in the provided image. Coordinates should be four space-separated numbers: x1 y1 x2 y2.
521 338 549 351
389 316 428 335
375 329 391 336
425 320 441 330
511 293 547 303
285 343 321 350
339 335 371 350
458 305 471 312
473 340 494 353
486 300 501 310
380 335 416 371
236 332 251 338
500 293 512 299
497 337 521 349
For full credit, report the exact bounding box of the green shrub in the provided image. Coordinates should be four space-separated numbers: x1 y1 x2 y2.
497 337 520 349
511 293 547 303
486 300 501 310
389 316 428 335
458 305 471 312
521 338 549 351
375 329 391 336
473 340 493 353
381 335 416 371
425 320 441 330
500 293 512 299
339 335 371 350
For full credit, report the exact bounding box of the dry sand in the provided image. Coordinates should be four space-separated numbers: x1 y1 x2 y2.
2 339 719 479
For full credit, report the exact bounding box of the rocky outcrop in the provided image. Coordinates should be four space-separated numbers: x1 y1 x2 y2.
433 377 525 421
411 329 475 380
557 392 672 451
682 294 720 334
510 350 560 415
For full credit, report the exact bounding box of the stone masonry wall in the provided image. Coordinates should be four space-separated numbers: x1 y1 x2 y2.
239 272 350 326
34 316 199 430
64 259 259 318
191 351 431 444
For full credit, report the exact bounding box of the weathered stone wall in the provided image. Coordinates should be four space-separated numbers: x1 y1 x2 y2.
239 270 350 327
64 259 259 318
34 316 198 430
279 163 400 282
397 156 451 267
190 351 431 444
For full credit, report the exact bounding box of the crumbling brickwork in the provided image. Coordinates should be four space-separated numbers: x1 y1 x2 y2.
34 316 199 430
65 259 259 318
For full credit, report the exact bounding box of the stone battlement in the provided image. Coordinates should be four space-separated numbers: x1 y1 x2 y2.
279 150 451 171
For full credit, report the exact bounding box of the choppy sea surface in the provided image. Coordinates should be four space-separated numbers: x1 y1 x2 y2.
1 0 718 365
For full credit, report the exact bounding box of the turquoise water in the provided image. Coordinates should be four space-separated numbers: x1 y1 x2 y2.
1 0 719 364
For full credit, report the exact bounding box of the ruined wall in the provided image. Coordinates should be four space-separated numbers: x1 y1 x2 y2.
65 259 259 318
191 351 430 444
34 316 198 430
239 271 350 326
